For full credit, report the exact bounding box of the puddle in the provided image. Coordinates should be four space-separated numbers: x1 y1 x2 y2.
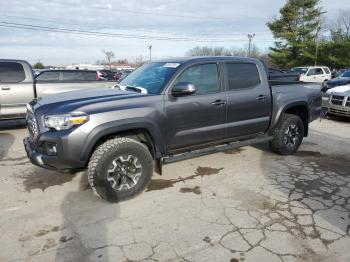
179 186 201 195
21 168 77 192
294 152 350 177
223 148 244 155
147 166 223 192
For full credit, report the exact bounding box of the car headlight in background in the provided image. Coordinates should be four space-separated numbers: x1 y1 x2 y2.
44 112 89 130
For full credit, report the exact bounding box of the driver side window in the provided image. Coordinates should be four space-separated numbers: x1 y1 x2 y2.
174 63 219 95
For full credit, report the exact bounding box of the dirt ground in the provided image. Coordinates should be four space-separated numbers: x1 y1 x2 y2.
0 116 349 262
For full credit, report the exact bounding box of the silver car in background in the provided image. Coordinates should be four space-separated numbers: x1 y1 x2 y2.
323 85 350 117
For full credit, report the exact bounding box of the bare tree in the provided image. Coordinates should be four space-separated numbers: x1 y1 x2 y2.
337 10 350 36
102 50 115 70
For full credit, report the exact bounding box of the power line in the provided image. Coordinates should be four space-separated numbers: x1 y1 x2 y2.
0 13 272 37
41 0 230 21
0 21 275 43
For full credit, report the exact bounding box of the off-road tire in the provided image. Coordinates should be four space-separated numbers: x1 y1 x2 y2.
270 113 304 155
88 137 154 202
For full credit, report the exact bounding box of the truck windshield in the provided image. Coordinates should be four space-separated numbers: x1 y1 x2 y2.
119 62 179 94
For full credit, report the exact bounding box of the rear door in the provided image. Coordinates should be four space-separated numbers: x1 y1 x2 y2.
224 62 271 138
0 61 34 118
165 63 227 150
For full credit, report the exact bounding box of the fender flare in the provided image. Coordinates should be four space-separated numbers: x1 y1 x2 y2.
79 118 165 163
272 101 310 130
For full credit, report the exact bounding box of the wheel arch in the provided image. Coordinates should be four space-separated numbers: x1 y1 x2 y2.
80 119 165 166
273 102 310 137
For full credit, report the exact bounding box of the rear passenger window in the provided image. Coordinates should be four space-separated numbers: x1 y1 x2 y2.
63 71 83 81
308 68 323 75
226 63 260 90
323 67 330 74
36 71 60 81
0 62 26 83
175 63 219 95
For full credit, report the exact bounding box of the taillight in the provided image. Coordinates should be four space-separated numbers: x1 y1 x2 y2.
96 73 99 80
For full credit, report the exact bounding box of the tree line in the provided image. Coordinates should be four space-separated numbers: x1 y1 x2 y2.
187 0 350 70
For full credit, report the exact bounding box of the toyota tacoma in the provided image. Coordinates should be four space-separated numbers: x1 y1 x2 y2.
24 57 322 202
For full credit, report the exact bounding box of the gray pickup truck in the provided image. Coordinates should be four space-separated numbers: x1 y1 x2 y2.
24 57 322 202
0 59 115 119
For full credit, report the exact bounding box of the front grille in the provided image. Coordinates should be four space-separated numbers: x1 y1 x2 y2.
26 110 38 139
331 95 345 106
329 108 350 116
346 97 350 107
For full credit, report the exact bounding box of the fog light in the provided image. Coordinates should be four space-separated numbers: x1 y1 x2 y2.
45 142 57 156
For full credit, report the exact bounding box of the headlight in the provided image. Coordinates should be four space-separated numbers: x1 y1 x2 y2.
44 112 89 130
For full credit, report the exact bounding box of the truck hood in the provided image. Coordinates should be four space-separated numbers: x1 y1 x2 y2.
36 87 145 106
32 87 148 114
326 85 350 96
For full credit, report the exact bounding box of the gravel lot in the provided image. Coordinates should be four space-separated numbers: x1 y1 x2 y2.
0 117 349 262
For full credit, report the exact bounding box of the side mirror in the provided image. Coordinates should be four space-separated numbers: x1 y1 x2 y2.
171 82 196 97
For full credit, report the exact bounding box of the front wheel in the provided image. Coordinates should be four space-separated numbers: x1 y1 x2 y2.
88 137 154 202
270 114 304 155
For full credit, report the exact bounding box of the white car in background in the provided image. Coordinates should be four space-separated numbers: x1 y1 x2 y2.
322 84 350 118
291 66 332 85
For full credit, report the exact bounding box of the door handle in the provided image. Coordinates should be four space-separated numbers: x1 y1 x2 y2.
211 100 227 106
256 95 267 101
1 86 11 91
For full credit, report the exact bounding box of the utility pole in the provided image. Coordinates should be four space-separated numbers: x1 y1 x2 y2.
247 33 255 57
314 11 327 66
147 44 152 61
314 22 321 66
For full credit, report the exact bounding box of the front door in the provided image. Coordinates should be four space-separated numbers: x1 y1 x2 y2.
0 61 34 118
165 63 226 150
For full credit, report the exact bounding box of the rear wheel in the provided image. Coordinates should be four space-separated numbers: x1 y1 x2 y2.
270 114 304 155
88 137 154 202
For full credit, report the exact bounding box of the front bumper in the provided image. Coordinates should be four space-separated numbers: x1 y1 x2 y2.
23 137 56 170
23 130 87 170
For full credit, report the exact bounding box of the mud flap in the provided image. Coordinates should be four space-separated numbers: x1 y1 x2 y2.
154 158 162 175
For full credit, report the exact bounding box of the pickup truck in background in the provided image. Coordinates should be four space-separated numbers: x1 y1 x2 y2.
268 68 300 82
0 59 116 119
24 56 322 202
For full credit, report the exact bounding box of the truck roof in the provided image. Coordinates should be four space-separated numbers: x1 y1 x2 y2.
154 56 260 64
0 59 31 64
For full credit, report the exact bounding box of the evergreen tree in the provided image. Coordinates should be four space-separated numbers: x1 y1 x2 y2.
267 0 322 68
33 62 44 69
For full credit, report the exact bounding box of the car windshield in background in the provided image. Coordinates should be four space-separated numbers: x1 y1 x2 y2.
119 62 179 94
291 67 308 74
340 71 350 78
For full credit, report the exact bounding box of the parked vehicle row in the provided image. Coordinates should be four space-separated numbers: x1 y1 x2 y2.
24 56 322 202
0 59 117 119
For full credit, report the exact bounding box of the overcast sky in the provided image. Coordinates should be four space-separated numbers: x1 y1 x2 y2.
0 0 347 65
